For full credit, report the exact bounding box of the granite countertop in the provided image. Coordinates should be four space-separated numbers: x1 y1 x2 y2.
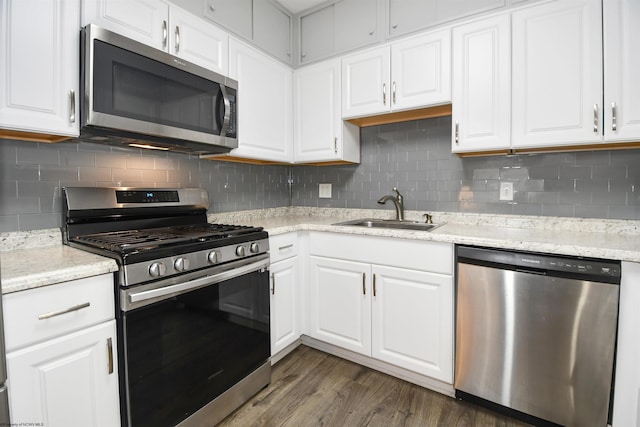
2 207 639 294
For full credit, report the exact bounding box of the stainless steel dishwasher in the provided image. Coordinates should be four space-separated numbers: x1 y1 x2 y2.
455 245 620 427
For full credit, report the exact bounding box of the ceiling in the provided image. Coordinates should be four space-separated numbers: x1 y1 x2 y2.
276 0 327 14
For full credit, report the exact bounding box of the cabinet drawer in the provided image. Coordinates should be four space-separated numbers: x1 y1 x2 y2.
269 233 298 263
3 274 115 352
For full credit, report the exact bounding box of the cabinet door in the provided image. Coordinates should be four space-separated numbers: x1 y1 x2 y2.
294 59 341 162
299 4 334 64
511 0 603 149
81 0 169 50
603 0 640 142
203 0 252 41
308 256 371 356
228 39 293 162
451 14 511 153
7 321 120 427
270 257 300 355
613 261 640 427
334 0 379 53
0 0 80 137
390 29 451 112
371 265 453 382
341 46 390 118
169 6 228 75
253 0 291 64
388 0 437 38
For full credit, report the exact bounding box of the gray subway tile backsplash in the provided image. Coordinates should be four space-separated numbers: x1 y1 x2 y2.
2 115 640 232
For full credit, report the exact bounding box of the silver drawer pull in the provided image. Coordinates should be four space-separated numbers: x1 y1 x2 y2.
38 302 90 320
278 244 294 251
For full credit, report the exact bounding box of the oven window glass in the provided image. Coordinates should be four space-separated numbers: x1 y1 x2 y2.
121 269 270 427
93 40 224 135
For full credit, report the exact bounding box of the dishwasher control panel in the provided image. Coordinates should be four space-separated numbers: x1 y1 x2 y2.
457 245 621 282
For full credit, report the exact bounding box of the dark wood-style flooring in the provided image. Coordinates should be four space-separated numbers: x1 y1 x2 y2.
218 345 532 427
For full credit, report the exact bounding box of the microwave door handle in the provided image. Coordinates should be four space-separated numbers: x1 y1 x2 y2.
218 86 231 136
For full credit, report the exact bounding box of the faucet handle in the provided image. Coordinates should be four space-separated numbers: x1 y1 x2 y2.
423 213 433 224
393 187 402 198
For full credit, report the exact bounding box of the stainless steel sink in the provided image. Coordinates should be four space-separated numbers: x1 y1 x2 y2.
333 218 443 231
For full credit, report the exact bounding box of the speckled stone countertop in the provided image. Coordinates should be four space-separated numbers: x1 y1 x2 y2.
0 229 118 294
211 207 640 263
2 207 639 294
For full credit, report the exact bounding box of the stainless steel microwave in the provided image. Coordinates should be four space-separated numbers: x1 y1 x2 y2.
79 24 237 154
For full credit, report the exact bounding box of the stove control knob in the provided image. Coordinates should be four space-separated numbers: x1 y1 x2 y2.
149 262 167 278
235 245 246 257
250 242 260 254
174 257 190 272
208 251 220 264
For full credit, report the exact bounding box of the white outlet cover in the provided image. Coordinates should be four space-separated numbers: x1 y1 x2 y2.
319 183 332 198
499 182 514 201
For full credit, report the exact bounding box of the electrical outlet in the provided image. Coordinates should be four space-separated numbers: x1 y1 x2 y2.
319 183 332 199
499 182 514 201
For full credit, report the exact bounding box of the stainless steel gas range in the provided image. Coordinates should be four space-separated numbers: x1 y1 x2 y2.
62 187 271 427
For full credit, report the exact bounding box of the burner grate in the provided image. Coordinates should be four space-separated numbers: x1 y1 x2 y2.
73 223 263 253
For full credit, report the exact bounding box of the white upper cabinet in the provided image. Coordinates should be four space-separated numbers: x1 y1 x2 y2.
203 0 252 41
342 29 451 119
391 30 451 112
388 0 505 39
168 6 228 74
253 0 292 64
341 45 390 118
451 15 511 153
511 0 602 149
223 38 293 163
82 0 169 50
299 0 378 65
83 0 228 75
294 59 359 163
0 0 80 138
603 0 640 142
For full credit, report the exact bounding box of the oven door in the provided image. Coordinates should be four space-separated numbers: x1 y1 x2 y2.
118 255 269 427
81 24 237 151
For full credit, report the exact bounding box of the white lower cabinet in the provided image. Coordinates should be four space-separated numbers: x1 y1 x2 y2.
308 233 453 383
309 256 371 355
269 233 301 358
371 265 452 382
270 257 300 355
6 322 119 427
612 261 640 427
3 274 120 427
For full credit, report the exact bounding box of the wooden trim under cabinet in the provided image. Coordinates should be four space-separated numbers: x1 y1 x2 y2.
0 129 72 143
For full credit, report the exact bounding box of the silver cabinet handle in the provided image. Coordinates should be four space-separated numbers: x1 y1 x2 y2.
38 302 90 320
162 20 167 48
373 274 377 297
455 121 460 145
278 244 293 251
270 272 275 295
107 338 114 374
334 137 338 154
175 26 180 53
382 83 387 105
362 272 366 295
69 90 75 123
392 81 396 104
611 102 617 132
593 103 599 134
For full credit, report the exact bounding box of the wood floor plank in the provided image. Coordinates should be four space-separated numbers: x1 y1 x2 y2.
217 346 532 427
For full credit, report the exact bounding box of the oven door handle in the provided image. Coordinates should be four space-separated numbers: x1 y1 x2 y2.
128 257 269 305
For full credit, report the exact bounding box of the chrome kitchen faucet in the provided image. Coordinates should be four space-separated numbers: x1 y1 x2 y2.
377 187 405 220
